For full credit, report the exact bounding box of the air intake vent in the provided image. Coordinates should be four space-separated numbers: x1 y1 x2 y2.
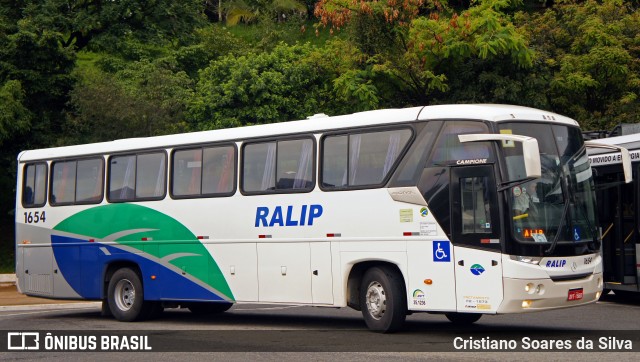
25 274 52 295
550 272 592 282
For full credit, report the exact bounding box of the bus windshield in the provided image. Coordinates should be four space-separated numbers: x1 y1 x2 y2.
500 123 597 248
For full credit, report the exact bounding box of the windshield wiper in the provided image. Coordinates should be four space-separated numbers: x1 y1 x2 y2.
498 177 538 192
545 173 570 255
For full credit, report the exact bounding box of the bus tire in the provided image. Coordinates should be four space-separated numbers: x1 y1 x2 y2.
445 312 482 325
108 268 145 322
359 266 407 333
187 302 233 315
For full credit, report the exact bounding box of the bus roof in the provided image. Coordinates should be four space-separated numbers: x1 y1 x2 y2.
587 133 640 153
18 104 578 162
587 133 640 167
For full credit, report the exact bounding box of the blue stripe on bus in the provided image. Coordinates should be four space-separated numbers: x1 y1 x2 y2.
51 235 226 302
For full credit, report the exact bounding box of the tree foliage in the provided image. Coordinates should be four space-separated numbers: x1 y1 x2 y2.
313 0 533 105
0 80 30 145
519 0 640 130
67 58 194 143
189 42 335 129
18 0 206 51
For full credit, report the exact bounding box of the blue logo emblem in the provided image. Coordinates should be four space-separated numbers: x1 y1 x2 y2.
420 207 429 217
470 264 485 275
573 227 581 241
432 241 451 262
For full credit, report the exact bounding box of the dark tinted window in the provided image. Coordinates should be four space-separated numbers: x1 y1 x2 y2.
242 138 315 193
109 152 166 202
428 121 492 166
172 145 236 197
50 158 104 205
22 163 47 207
322 129 412 188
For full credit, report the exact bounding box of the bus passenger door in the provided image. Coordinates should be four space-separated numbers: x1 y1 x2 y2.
450 165 503 313
596 168 639 288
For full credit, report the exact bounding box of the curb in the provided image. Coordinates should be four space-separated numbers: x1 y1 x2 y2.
0 274 17 287
0 302 101 312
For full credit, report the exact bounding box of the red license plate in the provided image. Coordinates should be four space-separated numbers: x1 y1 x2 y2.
567 288 584 301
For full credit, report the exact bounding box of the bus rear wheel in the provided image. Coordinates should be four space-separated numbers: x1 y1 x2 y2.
445 312 482 325
359 266 407 333
108 268 146 322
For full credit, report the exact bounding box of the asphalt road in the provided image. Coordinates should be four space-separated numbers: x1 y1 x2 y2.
1 292 639 360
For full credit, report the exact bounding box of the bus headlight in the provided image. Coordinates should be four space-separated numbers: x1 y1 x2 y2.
525 283 544 295
525 283 534 293
522 300 532 308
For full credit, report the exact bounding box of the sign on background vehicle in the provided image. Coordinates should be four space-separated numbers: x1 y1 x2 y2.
16 104 604 332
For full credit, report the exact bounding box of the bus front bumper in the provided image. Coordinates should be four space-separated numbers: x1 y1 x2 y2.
497 272 603 313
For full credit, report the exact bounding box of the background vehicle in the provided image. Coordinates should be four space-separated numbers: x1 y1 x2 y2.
16 105 603 332
587 130 639 298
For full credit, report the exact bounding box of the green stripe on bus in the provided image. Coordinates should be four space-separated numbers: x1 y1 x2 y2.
53 203 234 300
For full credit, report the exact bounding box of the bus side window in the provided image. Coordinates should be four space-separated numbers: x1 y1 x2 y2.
109 155 136 201
22 163 47 207
173 149 202 197
243 138 314 193
51 160 77 205
75 158 104 203
322 129 412 189
276 139 314 190
136 152 166 199
202 146 236 195
243 142 276 192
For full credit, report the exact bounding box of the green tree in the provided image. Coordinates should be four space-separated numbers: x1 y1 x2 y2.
18 0 206 51
173 25 250 79
67 58 194 143
314 0 534 106
520 0 640 129
225 0 308 25
189 42 337 129
0 80 30 145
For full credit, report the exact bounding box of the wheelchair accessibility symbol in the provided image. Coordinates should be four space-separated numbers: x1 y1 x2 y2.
433 241 451 262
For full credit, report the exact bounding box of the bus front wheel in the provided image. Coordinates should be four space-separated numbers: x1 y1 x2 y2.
359 266 407 333
445 312 482 325
108 268 145 322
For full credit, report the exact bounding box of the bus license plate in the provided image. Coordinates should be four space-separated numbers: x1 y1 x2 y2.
567 288 583 301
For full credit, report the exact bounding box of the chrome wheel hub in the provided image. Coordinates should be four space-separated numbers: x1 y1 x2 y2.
114 279 135 311
365 281 386 320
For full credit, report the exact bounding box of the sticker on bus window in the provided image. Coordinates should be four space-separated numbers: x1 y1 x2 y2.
513 186 522 197
500 129 515 148
573 227 581 241
532 233 547 243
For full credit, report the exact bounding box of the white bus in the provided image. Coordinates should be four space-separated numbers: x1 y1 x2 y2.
587 133 640 297
16 105 604 332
